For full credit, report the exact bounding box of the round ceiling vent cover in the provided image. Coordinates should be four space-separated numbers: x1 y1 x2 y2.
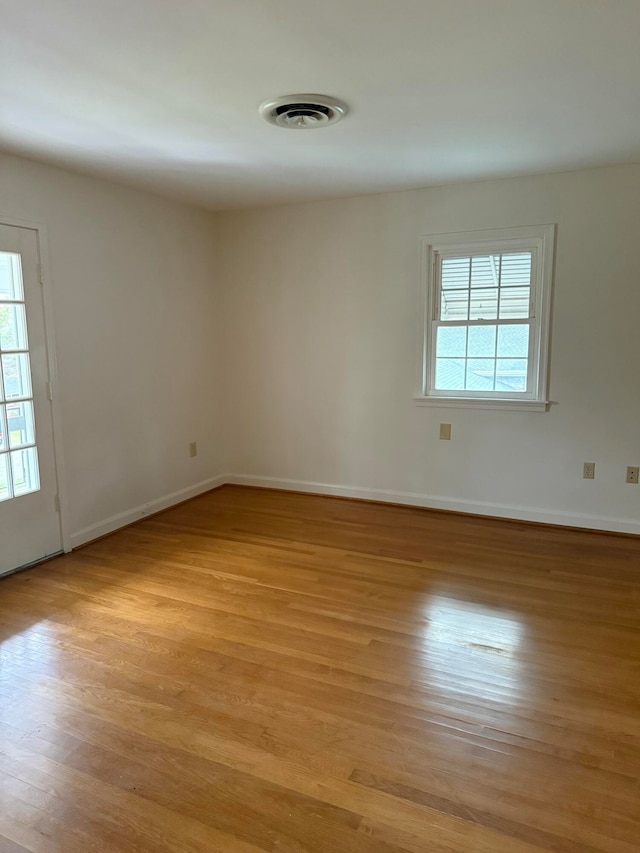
259 94 348 129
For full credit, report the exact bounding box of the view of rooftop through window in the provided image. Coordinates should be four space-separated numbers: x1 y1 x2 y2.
434 252 532 393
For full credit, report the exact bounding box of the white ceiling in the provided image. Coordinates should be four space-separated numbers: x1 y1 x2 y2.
2 1 640 210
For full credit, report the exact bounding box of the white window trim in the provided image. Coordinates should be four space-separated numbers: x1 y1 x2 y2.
414 224 555 412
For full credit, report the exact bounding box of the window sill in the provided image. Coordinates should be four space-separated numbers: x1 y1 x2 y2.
413 396 550 412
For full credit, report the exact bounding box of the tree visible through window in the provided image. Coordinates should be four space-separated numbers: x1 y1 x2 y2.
0 252 40 501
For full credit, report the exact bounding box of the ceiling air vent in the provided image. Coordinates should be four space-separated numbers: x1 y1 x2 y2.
259 94 348 129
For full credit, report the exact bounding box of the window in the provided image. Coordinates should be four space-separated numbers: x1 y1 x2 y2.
0 251 40 501
416 225 555 411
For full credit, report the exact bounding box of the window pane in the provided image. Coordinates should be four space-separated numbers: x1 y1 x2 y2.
466 358 496 391
496 359 528 392
10 446 40 496
499 286 530 319
0 304 29 351
470 255 499 288
0 453 11 501
500 253 532 287
441 257 470 289
7 400 36 449
497 325 530 358
440 289 469 321
469 289 498 320
0 253 24 301
435 358 465 390
436 326 466 357
468 325 496 357
2 353 32 400
0 405 7 451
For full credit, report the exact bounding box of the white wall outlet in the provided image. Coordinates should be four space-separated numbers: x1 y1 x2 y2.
626 466 639 484
583 462 595 480
189 441 197 458
439 423 452 441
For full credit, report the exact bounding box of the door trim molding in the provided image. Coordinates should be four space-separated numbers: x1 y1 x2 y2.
0 214 70 552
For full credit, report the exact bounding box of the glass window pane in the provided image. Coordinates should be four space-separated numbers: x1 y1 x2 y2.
441 257 470 289
496 359 528 392
500 253 532 287
468 325 496 357
466 358 496 391
470 255 499 288
0 453 12 501
440 289 469 321
0 405 7 452
497 325 530 358
0 405 7 451
7 400 36 449
0 253 24 301
2 353 32 400
469 289 498 320
499 286 530 319
436 326 467 357
10 446 40 497
0 304 29 351
435 358 465 390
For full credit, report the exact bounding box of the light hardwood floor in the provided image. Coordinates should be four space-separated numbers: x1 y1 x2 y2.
1 485 639 852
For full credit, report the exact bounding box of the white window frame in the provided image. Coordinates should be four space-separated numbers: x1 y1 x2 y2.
415 224 555 412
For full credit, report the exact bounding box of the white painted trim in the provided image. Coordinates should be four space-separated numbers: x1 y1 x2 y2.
0 214 71 552
413 396 549 412
419 223 556 407
223 473 640 536
67 471 640 548
70 475 227 549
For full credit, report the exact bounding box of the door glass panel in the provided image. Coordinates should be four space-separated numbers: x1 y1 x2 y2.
2 352 33 400
0 405 7 451
0 250 40 499
7 400 36 448
0 453 11 501
0 252 24 301
0 303 29 350
10 447 40 496
0 406 9 453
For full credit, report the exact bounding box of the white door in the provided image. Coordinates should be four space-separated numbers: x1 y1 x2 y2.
0 223 62 576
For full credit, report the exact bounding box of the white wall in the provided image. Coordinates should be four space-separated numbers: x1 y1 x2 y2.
0 154 225 546
217 165 640 533
3 156 638 543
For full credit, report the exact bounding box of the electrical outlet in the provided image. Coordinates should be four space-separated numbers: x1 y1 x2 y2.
626 466 639 484
583 462 595 480
439 423 452 441
189 441 197 458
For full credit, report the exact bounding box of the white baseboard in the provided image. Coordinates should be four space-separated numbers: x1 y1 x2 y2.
224 473 640 536
69 475 227 549
69 471 640 548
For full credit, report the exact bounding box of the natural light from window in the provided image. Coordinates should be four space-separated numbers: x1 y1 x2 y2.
435 252 532 393
421 594 525 701
0 251 40 501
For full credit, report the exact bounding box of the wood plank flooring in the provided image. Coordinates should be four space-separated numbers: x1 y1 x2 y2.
1 485 640 852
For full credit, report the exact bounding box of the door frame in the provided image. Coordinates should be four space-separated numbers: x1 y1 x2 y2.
0 213 70 554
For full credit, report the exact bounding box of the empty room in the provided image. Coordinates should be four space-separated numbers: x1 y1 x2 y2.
1 2 639 851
